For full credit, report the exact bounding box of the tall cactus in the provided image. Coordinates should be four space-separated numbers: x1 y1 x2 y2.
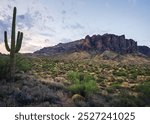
4 7 23 81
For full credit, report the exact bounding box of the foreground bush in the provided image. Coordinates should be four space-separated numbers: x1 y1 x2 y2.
16 54 32 72
135 81 150 106
0 54 32 80
0 55 10 80
67 71 98 96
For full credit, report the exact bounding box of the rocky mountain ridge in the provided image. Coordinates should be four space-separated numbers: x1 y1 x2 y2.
34 34 150 57
138 46 150 57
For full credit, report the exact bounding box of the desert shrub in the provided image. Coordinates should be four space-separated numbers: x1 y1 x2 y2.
42 62 55 71
127 66 150 76
106 87 114 93
136 81 150 98
67 71 98 96
128 68 138 79
16 54 32 72
99 64 110 69
113 70 127 77
111 82 121 89
0 55 10 80
138 68 150 76
129 73 137 80
97 76 106 83
129 68 137 74
112 97 138 107
0 54 32 80
111 90 144 107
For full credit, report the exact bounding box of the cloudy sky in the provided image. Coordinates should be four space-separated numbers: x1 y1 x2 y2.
0 0 150 53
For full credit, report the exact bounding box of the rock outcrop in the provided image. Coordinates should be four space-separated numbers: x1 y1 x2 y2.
138 46 150 57
79 34 137 54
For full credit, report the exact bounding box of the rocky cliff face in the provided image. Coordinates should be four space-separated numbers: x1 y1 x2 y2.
34 34 142 56
138 46 150 57
79 34 137 54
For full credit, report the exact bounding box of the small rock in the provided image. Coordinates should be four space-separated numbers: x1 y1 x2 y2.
101 90 108 96
121 82 129 88
19 71 25 74
72 94 85 103
107 76 115 82
40 78 54 84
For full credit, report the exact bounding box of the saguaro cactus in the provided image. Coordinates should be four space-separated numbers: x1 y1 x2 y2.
4 7 23 81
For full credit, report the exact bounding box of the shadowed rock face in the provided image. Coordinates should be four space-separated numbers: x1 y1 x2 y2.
34 34 149 56
79 34 137 54
138 46 150 57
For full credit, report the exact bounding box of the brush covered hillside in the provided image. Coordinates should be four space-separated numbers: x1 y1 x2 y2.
0 34 150 107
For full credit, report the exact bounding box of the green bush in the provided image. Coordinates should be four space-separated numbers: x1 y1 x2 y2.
111 82 121 89
113 70 127 77
67 71 98 96
136 81 150 98
129 73 137 80
0 55 32 80
99 64 110 69
16 55 32 72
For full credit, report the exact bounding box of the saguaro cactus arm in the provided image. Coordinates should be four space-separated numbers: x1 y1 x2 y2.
15 31 23 53
4 31 11 52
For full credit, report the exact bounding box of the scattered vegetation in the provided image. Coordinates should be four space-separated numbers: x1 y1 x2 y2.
0 55 150 106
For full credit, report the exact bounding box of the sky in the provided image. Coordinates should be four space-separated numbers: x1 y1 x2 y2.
0 0 150 53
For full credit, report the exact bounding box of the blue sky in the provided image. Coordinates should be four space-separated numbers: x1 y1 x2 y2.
0 0 149 53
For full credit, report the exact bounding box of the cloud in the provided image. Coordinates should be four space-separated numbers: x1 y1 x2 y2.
70 23 85 29
60 38 72 43
63 23 84 30
0 0 57 53
0 43 9 54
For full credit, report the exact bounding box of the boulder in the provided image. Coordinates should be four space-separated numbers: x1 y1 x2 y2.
72 94 85 103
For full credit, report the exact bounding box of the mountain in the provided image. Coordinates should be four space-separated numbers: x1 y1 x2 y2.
34 33 150 57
